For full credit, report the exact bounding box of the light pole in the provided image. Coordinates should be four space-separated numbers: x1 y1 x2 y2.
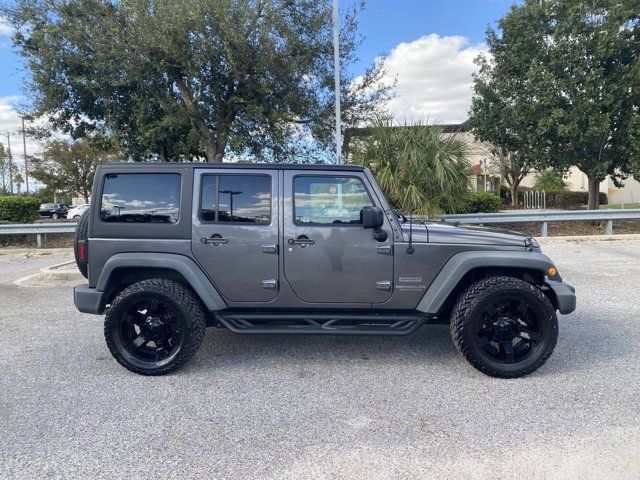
20 115 33 194
0 129 13 194
220 190 242 219
333 0 342 165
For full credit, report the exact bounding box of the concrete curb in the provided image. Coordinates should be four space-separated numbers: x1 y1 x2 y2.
39 261 84 281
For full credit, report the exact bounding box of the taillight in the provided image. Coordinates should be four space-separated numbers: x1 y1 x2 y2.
78 240 87 262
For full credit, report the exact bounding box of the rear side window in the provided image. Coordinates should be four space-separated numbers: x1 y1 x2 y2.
100 173 181 224
200 174 271 224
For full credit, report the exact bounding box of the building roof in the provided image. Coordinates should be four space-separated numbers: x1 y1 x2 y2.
343 120 471 152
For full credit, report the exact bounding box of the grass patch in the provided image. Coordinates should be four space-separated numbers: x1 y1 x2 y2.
601 203 640 210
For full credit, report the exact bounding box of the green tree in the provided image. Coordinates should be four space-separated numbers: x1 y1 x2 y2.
30 137 121 202
470 0 639 210
352 118 471 217
490 149 532 207
5 0 392 162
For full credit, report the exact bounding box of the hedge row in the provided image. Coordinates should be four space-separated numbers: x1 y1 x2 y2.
0 196 40 223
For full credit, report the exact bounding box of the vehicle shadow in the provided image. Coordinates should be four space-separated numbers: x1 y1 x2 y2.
187 309 628 378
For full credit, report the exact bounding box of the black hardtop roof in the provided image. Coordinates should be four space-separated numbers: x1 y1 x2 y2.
100 162 365 172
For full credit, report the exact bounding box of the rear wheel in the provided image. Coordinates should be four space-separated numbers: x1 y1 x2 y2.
51 213 59 220
450 276 558 378
104 279 206 375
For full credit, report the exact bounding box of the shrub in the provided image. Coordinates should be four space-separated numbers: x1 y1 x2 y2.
462 192 502 213
533 170 568 191
0 196 40 223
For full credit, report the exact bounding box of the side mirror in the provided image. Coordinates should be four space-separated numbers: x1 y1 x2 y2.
361 206 384 229
361 206 388 242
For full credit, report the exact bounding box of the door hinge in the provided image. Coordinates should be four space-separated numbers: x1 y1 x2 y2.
262 244 278 254
376 281 392 291
262 279 278 290
377 244 392 255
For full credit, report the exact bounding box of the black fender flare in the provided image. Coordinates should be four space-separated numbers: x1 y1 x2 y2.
97 252 227 311
416 251 556 315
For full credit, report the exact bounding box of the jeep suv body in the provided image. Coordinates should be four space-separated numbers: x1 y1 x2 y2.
74 162 576 377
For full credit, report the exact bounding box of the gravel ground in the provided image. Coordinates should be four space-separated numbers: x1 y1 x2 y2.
1 241 639 479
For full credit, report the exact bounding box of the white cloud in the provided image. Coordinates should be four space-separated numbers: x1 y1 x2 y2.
377 34 486 124
0 17 14 37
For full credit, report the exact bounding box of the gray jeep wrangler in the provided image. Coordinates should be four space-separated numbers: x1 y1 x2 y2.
73 162 576 377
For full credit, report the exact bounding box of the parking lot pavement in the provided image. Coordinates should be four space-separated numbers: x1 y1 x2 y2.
1 240 639 480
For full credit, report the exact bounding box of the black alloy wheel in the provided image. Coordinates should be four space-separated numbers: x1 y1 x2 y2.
119 298 184 363
475 298 543 364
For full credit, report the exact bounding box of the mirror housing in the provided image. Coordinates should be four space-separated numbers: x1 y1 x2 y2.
361 206 388 242
361 206 384 229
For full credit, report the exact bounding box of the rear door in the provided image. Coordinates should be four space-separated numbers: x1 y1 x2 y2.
191 169 279 302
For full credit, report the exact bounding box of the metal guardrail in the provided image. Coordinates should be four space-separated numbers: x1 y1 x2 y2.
441 209 640 237
0 223 77 247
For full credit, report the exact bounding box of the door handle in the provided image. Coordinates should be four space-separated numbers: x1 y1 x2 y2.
288 235 315 246
201 234 228 246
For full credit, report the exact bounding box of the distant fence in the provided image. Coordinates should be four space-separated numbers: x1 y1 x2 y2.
0 223 77 247
441 209 640 237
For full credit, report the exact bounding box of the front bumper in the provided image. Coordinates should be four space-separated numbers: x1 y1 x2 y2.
546 280 576 315
74 284 105 314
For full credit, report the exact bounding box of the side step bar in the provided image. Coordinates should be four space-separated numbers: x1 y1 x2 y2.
215 312 429 336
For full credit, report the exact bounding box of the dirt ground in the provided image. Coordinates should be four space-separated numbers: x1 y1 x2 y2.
499 220 640 237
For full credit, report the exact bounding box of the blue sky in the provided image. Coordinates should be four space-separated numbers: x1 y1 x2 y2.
0 0 517 157
351 0 513 73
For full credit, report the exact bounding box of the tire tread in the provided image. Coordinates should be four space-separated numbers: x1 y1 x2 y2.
104 278 206 376
450 276 558 378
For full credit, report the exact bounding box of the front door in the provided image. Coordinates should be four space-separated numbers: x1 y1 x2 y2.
283 171 394 304
191 169 279 302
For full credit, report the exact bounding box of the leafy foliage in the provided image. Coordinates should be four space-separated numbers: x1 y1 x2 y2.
461 192 502 214
533 170 568 192
0 196 39 223
470 0 640 210
4 0 393 162
30 137 121 202
351 118 471 217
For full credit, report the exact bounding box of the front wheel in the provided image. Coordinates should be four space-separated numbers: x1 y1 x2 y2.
450 276 558 378
51 213 59 220
104 279 206 375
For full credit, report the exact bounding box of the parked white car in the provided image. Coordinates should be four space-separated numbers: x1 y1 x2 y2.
68 204 90 219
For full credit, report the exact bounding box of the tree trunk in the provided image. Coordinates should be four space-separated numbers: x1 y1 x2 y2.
586 174 600 210
510 182 519 208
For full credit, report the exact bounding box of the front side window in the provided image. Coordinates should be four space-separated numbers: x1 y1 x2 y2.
100 173 181 224
200 174 271 224
294 176 373 225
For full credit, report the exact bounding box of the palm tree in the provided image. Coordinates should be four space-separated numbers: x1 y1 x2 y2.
351 118 471 217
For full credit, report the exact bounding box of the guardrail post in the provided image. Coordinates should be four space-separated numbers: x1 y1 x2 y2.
36 234 43 248
541 222 548 237
605 220 613 235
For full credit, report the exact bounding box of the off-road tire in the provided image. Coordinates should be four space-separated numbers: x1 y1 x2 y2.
104 279 206 376
73 209 90 278
450 276 558 378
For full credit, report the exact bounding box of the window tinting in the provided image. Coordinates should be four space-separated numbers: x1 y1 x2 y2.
294 176 373 225
200 175 271 224
100 173 181 224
